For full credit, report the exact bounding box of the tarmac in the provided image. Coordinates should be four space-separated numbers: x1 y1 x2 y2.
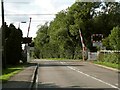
1 60 119 90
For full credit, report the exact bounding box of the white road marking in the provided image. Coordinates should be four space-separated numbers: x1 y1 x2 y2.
36 64 39 90
116 84 118 86
61 62 64 64
60 62 119 89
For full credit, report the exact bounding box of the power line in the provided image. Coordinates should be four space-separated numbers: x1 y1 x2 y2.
11 20 53 22
4 2 30 4
4 20 53 23
4 1 74 3
1 14 56 16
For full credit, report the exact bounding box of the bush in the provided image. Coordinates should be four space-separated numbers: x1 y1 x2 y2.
98 52 119 64
108 26 120 50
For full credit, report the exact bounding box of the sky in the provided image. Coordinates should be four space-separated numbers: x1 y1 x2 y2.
0 0 75 38
0 0 120 38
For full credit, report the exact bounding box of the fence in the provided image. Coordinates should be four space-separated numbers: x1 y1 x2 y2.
97 50 120 64
99 50 120 53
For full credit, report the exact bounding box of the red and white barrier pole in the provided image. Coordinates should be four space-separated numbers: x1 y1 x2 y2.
79 29 86 61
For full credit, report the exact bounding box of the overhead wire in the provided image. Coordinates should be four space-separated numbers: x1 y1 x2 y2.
4 2 31 4
4 1 74 4
1 1 70 24
3 14 56 16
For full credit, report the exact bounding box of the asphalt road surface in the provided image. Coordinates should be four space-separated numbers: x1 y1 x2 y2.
33 59 119 89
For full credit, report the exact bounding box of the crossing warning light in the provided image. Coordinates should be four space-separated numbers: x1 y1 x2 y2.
91 34 103 47
91 34 103 42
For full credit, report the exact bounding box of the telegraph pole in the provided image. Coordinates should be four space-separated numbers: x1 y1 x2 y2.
1 0 4 25
1 0 6 68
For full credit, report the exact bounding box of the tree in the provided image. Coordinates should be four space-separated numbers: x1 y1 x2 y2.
34 22 49 58
34 2 120 59
102 37 112 50
109 26 120 50
5 24 23 65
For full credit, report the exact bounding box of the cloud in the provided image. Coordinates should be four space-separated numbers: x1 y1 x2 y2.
0 0 75 37
33 0 75 13
34 0 55 13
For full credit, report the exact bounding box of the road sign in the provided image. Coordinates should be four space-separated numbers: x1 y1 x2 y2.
93 41 102 47
91 34 103 47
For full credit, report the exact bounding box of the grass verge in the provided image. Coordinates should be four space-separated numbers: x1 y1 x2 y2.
0 64 26 83
93 61 119 69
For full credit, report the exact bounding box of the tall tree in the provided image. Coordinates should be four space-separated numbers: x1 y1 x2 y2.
34 2 120 59
6 24 23 65
34 22 49 58
109 26 120 50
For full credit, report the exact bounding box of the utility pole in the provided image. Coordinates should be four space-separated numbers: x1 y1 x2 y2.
1 0 6 68
1 0 4 25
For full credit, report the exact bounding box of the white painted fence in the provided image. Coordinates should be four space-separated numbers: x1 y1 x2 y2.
87 50 120 60
99 50 120 53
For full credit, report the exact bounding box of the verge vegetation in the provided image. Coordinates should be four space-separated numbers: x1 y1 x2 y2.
0 64 26 83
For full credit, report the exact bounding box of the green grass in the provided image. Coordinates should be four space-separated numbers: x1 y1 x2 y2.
93 61 119 69
0 64 26 83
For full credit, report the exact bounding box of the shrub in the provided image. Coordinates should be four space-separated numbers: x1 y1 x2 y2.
98 52 119 64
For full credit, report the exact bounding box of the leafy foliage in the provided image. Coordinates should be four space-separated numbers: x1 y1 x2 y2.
34 2 120 59
109 26 120 50
2 23 23 66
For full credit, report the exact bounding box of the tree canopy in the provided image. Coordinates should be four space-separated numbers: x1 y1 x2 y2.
2 23 23 67
34 2 120 59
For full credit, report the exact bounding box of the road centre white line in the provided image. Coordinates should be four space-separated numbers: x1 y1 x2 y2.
60 62 119 89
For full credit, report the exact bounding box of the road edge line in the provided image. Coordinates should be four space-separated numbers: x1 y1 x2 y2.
90 62 119 72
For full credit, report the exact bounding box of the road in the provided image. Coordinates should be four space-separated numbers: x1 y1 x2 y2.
33 59 119 89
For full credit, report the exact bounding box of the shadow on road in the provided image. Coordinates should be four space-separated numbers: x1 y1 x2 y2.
3 81 81 89
38 82 60 88
2 81 31 89
3 81 68 89
2 81 116 90
23 62 38 67
39 64 84 67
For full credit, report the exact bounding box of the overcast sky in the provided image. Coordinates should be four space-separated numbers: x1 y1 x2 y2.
0 0 75 38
